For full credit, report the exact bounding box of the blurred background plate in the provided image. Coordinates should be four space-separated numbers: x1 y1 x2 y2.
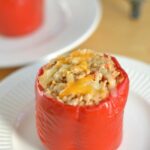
0 0 101 68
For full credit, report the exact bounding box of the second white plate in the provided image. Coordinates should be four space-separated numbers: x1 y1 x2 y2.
0 56 150 150
0 0 101 68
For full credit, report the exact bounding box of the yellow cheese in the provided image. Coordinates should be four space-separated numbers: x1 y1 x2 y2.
60 75 94 97
70 50 93 60
56 51 92 72
78 61 88 71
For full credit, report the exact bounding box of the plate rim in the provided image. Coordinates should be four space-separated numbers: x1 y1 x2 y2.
0 55 150 150
0 54 150 86
0 55 150 97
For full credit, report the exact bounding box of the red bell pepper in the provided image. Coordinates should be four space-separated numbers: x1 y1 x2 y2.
0 0 43 36
35 56 129 150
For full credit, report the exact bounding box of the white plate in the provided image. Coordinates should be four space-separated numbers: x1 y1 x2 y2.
0 0 101 68
0 56 150 150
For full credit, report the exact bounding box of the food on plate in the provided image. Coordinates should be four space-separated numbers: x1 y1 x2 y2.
35 49 129 150
0 0 43 36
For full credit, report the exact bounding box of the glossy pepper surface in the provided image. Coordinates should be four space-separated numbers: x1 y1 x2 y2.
35 57 129 150
0 0 43 36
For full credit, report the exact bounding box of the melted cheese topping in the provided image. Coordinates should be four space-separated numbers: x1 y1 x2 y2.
38 49 122 106
60 75 94 97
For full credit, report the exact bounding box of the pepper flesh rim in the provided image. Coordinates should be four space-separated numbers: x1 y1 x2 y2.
36 56 129 111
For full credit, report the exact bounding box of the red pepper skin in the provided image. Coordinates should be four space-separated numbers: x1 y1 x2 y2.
35 57 129 150
0 0 43 36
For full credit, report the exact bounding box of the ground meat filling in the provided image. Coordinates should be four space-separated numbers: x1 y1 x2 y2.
38 49 123 106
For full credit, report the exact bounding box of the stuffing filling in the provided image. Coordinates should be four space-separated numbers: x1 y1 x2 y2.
38 49 123 106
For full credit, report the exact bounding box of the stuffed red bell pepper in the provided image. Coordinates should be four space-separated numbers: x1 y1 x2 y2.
0 0 43 36
35 49 129 150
